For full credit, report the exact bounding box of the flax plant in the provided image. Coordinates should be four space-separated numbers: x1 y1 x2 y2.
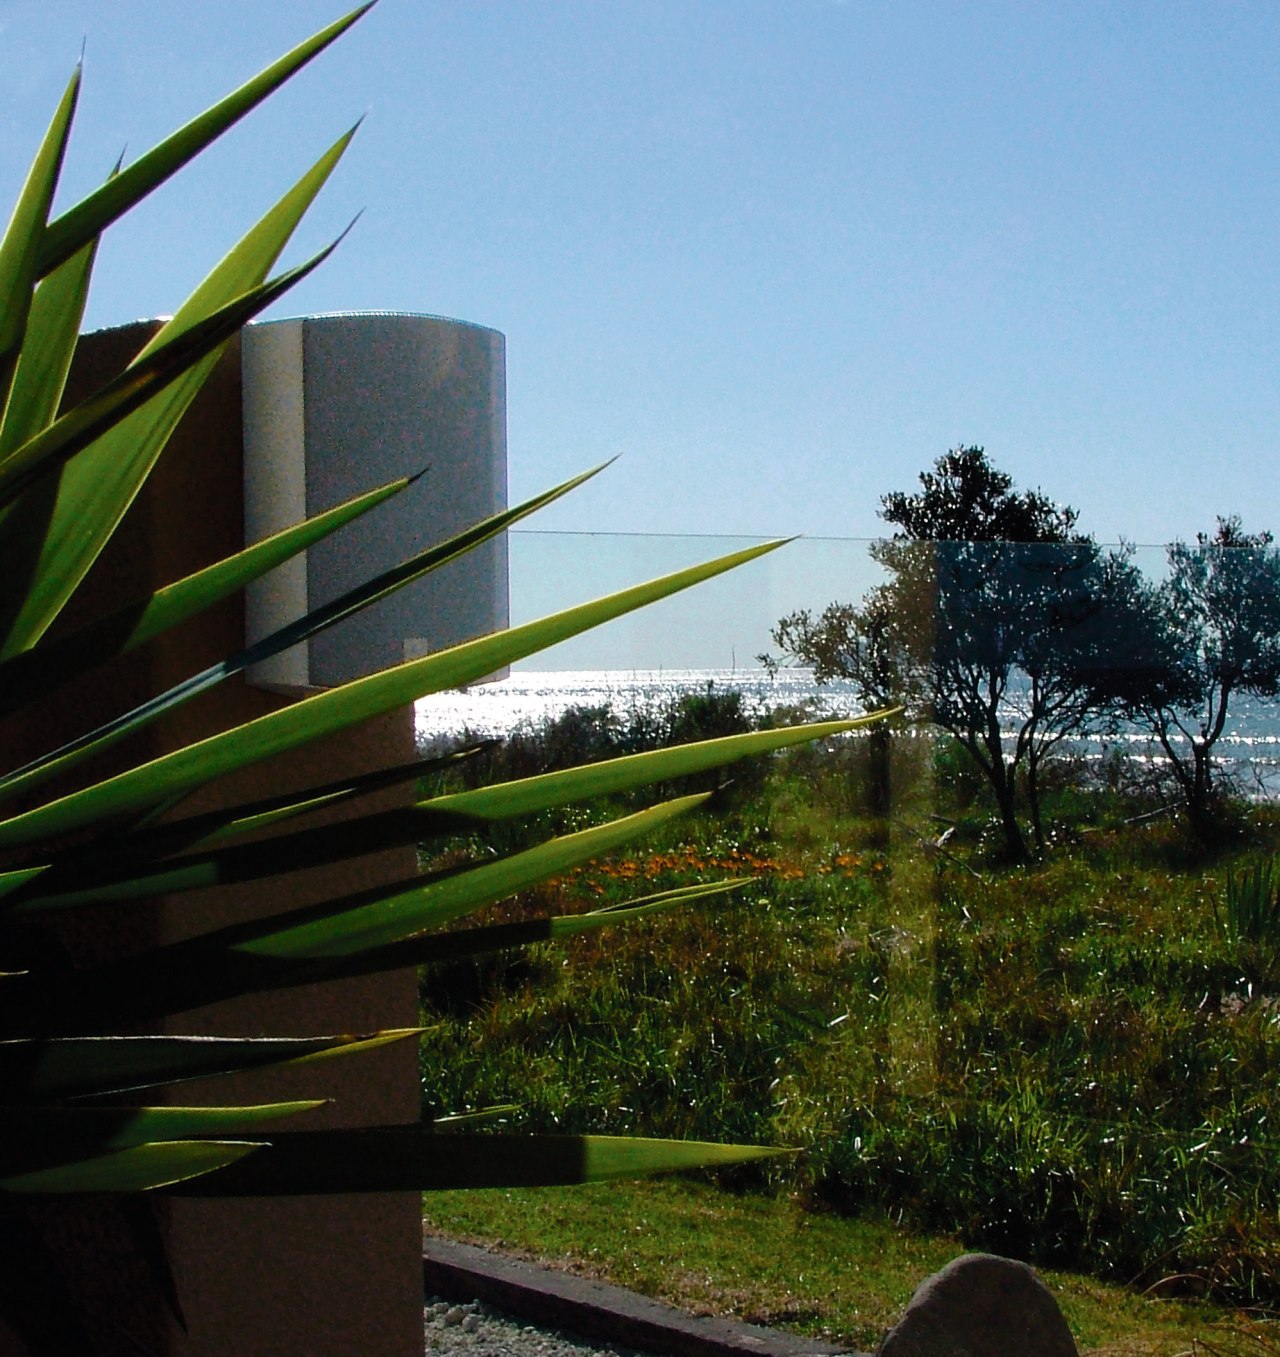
0 6 879 1346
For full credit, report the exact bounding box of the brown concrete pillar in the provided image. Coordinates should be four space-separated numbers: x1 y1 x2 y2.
1 323 425 1355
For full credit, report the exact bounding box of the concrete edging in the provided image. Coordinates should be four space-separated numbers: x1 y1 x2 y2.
422 1236 865 1357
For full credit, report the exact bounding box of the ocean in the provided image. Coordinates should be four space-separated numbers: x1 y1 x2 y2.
414 667 1280 797
413 667 859 740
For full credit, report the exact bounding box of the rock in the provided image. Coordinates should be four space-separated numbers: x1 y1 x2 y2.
878 1253 1078 1357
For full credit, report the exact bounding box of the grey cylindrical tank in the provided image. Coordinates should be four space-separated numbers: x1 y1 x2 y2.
242 312 508 689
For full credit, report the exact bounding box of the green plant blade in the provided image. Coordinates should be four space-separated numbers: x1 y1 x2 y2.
0 474 410 722
0 246 336 514
17 878 748 1032
125 748 494 857
3 806 467 915
232 793 710 961
0 67 79 406
0 250 343 677
4 717 848 913
367 879 750 977
0 1141 263 1194
422 716 878 821
405 880 748 972
0 130 356 658
0 221 98 458
0 465 604 803
9 716 861 915
0 1030 420 1102
0 748 490 912
221 881 748 999
432 1106 521 1127
232 462 610 679
0 1101 326 1175
0 867 47 902
8 798 718 1029
550 879 749 934
37 4 374 276
0 540 786 851
169 1128 785 1195
119 470 405 656
39 748 489 885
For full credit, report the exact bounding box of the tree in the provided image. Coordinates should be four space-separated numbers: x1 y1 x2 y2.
1092 517 1280 832
879 445 1080 543
771 447 1115 858
770 591 907 818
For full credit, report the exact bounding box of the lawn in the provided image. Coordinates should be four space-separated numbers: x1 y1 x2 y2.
422 1177 1280 1356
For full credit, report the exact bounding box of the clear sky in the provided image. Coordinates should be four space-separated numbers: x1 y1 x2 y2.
5 0 1280 560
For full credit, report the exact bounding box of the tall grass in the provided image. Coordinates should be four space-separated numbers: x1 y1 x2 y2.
418 701 1280 1307
1217 856 1280 985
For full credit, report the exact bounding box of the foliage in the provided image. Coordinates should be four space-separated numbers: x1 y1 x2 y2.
1217 856 1280 984
878 445 1080 543
769 447 1128 858
1092 517 1280 834
0 9 872 1348
421 741 1280 1308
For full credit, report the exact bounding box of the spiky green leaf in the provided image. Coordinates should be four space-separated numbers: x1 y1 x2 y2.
0 1102 326 1177
0 67 79 405
170 1128 784 1195
0 465 604 803
37 4 374 275
0 1141 263 1194
0 130 356 658
0 474 410 721
0 541 786 850
0 1030 420 1102
422 716 875 821
232 794 710 961
0 224 98 458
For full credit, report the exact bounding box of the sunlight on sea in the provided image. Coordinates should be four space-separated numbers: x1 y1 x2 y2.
414 667 863 744
414 667 1280 797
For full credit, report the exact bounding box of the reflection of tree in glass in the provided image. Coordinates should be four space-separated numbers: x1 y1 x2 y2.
1089 517 1280 835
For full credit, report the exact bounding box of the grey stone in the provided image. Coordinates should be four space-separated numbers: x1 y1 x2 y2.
878 1253 1077 1357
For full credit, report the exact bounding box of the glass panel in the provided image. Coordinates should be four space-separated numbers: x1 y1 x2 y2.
417 530 1280 1291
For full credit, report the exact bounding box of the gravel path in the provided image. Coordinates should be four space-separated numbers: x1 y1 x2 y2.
424 1296 650 1357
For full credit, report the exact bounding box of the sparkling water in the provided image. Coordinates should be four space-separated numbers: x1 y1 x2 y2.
415 667 1280 798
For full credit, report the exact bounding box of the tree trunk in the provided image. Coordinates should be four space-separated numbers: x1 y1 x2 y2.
1186 741 1218 840
988 754 1028 860
1027 751 1045 856
980 713 1027 861
996 785 1028 860
866 723 892 818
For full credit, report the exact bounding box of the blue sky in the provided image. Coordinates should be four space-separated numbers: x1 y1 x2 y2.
5 0 1280 562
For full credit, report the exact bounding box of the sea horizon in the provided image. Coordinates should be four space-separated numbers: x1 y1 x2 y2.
414 666 1280 799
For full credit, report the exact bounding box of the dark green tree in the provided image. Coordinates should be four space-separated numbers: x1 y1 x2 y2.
771 447 1118 858
1091 518 1280 833
879 445 1080 543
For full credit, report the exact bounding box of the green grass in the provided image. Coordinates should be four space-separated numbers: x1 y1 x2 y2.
422 1176 1280 1356
419 717 1280 1322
